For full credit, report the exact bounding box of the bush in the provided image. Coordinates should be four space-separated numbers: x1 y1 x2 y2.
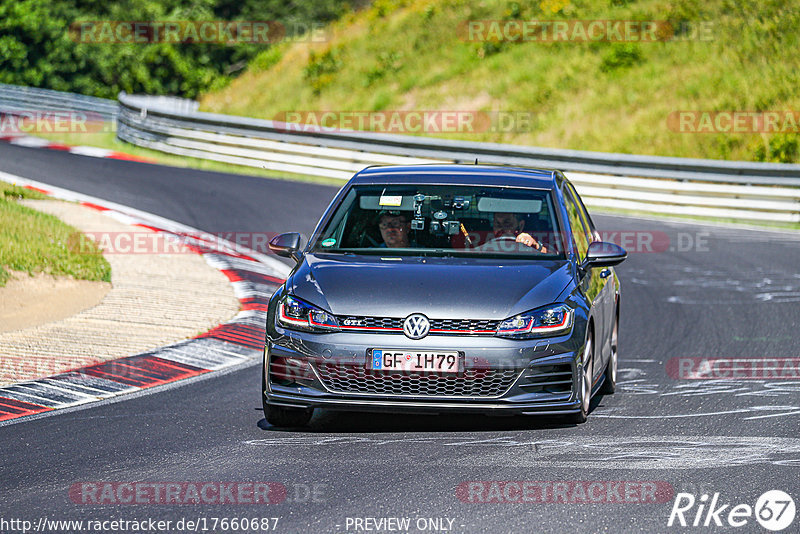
304 48 343 94
600 43 644 72
752 134 799 163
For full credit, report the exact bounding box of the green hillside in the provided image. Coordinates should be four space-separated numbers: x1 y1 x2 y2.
200 0 800 162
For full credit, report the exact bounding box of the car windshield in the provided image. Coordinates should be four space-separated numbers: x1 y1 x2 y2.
310 183 564 258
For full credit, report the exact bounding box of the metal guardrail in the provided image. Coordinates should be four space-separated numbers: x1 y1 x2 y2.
117 93 800 223
1 84 799 223
0 83 118 122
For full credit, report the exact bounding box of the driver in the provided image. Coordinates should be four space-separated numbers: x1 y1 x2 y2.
490 212 548 252
377 211 412 248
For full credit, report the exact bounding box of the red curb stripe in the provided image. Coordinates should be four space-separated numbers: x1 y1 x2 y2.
183 244 256 262
204 335 263 350
0 134 156 164
81 356 206 388
0 397 51 421
220 269 241 283
222 269 284 285
48 143 72 151
202 327 263 342
241 302 269 311
133 223 163 232
106 152 155 163
23 185 50 194
199 325 264 350
80 201 111 212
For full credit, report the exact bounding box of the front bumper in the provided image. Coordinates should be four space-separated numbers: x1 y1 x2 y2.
264 328 583 415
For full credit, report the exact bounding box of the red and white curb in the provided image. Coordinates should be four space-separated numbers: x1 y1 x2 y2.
0 134 154 163
0 172 290 423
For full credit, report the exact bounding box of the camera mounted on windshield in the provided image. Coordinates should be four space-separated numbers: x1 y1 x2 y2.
412 193 470 237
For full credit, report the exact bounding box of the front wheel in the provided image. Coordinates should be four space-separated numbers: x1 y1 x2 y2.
566 331 593 424
262 358 313 427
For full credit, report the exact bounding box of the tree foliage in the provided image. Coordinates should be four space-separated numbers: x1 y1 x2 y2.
0 0 353 98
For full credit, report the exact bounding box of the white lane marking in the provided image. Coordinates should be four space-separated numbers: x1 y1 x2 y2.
10 136 51 148
745 412 800 420
68 146 113 158
592 409 753 419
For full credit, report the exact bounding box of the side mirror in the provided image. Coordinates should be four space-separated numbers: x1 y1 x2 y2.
584 241 627 268
269 232 303 263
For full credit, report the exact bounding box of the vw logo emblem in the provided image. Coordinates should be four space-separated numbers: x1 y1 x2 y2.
403 314 430 340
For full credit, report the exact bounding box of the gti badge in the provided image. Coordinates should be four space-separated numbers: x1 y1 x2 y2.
403 314 430 340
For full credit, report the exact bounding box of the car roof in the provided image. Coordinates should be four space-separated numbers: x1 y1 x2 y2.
351 164 559 189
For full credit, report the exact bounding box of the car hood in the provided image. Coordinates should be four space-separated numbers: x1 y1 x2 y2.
289 253 572 320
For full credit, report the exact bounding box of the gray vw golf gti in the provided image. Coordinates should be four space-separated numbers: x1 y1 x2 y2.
264 165 626 426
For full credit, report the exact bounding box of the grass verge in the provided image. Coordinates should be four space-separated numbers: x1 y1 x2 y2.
0 183 111 287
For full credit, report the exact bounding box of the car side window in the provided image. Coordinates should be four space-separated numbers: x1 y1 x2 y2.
567 183 599 242
563 185 590 262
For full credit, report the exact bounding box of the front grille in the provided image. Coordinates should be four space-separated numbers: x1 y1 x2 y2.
314 363 521 397
519 363 573 394
431 319 498 333
339 316 402 329
337 316 500 335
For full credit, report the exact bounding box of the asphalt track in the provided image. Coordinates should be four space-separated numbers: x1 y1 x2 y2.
1 142 799 533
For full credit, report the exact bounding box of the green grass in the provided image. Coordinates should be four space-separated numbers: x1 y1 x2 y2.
31 131 346 187
0 182 111 287
200 0 800 163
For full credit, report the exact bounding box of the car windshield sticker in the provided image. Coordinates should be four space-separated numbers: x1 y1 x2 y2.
379 195 403 206
321 238 337 247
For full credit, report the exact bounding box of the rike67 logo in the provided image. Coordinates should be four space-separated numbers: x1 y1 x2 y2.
668 490 796 531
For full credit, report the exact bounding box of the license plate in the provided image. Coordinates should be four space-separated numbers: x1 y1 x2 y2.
369 350 462 373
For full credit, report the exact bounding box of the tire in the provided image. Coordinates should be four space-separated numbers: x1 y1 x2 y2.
600 310 618 395
262 357 313 427
566 330 593 424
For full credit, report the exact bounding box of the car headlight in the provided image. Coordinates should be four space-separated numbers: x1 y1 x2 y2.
496 304 574 339
277 295 340 332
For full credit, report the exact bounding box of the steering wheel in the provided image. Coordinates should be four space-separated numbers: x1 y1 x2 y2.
493 234 542 251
